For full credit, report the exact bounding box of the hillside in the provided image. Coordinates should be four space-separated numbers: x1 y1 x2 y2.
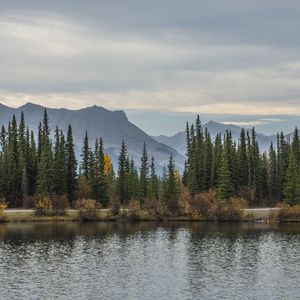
0 103 185 172
153 121 277 155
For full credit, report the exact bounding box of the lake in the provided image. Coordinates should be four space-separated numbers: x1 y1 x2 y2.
0 222 300 300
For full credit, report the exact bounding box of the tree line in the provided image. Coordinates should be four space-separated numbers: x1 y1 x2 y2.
0 111 299 210
0 110 180 212
183 116 300 206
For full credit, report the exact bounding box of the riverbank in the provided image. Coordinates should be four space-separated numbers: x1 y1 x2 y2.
0 207 296 223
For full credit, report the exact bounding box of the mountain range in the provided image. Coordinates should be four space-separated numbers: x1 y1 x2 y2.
0 103 184 173
0 103 297 172
152 121 294 156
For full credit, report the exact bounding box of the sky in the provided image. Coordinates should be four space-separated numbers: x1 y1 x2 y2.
1 0 300 135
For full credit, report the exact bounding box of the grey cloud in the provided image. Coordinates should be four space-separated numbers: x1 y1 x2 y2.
0 0 300 134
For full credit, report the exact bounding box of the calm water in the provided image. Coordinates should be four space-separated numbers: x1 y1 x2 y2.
0 222 300 300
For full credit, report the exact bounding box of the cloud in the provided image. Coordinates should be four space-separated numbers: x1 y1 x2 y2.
1 0 300 120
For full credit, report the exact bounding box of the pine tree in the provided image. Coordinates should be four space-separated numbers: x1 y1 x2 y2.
7 115 21 206
211 134 222 187
283 150 300 205
92 138 108 206
148 157 159 200
53 127 67 195
217 150 234 201
166 154 179 214
292 127 300 168
81 131 91 180
66 125 77 202
203 128 213 190
36 110 53 196
140 142 149 202
269 143 278 203
237 128 249 187
117 140 129 204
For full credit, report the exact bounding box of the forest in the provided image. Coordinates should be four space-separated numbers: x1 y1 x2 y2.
0 111 299 216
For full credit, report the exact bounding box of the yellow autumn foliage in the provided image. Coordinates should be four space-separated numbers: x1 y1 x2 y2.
0 202 7 217
104 154 113 175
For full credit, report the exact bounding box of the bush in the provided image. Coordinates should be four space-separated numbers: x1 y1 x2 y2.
144 197 169 217
0 200 7 221
35 196 52 216
124 199 141 220
76 199 97 221
51 194 69 216
178 185 191 216
216 197 248 221
189 190 217 219
277 204 300 221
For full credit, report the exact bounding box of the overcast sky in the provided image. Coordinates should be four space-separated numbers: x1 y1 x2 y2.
1 0 300 135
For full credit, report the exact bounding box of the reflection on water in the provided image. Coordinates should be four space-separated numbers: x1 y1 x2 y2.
0 222 300 300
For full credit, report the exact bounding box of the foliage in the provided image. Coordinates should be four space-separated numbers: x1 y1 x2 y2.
35 196 52 216
76 199 97 221
124 199 141 220
216 197 248 221
51 194 69 215
144 197 169 217
189 190 217 219
0 200 7 220
277 204 300 221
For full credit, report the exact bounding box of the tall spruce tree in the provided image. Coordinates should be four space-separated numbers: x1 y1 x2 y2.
81 131 91 180
140 142 149 202
66 125 77 202
117 140 129 204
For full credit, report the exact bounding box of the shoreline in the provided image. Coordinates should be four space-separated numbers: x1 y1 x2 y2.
1 208 300 223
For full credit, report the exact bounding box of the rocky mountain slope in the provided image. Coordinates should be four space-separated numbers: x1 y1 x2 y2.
0 103 185 172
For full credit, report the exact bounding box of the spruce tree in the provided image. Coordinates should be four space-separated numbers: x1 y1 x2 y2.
237 128 249 187
148 157 159 200
117 140 128 204
283 150 299 205
81 131 91 180
166 154 179 214
53 128 67 195
140 142 149 202
217 150 234 201
66 125 77 202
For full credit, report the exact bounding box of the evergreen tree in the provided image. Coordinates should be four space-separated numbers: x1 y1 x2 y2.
166 155 179 214
81 131 91 180
36 110 53 196
217 150 234 201
148 157 159 200
53 128 67 195
140 142 149 202
283 150 300 205
269 143 278 202
237 128 249 187
66 125 77 202
117 140 129 204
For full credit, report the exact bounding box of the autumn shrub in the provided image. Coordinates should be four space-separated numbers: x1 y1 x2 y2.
124 199 141 220
189 190 217 219
178 185 191 216
277 204 300 221
76 199 97 221
35 196 52 216
0 200 7 221
144 197 169 217
51 194 69 216
216 197 248 221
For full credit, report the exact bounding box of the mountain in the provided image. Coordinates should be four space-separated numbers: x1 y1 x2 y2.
153 121 277 155
0 103 185 172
